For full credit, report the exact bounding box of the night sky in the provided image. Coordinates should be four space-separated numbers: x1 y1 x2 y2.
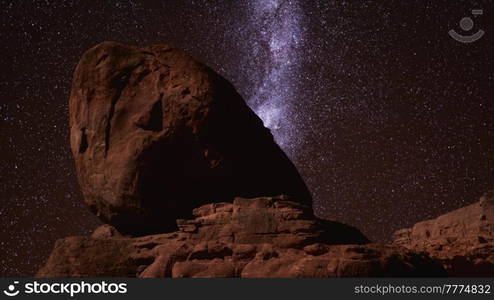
1 0 494 277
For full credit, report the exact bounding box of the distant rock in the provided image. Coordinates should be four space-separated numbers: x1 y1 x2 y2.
69 41 312 235
37 196 445 277
393 191 494 276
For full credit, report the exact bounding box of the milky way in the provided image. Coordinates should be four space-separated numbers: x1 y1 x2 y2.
245 0 304 148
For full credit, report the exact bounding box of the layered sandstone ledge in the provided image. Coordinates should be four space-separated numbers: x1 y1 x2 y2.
37 196 445 278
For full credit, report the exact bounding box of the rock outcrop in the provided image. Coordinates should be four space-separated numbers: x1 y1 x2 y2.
38 42 450 278
393 191 494 276
38 196 446 278
69 41 312 235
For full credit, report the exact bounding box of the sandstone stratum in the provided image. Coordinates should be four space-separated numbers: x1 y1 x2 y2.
38 195 446 277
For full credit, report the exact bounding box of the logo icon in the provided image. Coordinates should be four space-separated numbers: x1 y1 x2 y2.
3 281 20 297
449 9 485 43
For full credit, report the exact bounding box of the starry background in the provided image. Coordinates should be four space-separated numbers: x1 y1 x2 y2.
1 0 494 277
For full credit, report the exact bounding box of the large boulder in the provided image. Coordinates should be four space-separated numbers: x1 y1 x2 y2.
37 196 445 278
69 42 312 235
393 191 494 276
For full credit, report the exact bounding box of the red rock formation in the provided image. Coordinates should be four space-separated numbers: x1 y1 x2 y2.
43 42 449 278
37 196 445 277
69 42 312 235
393 191 494 276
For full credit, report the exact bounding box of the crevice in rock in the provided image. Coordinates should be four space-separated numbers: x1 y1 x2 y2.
181 87 190 96
104 62 143 155
135 69 151 85
138 94 163 132
137 242 159 250
96 54 109 66
79 127 88 153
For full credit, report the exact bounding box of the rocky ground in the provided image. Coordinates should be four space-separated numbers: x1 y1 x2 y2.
38 196 445 277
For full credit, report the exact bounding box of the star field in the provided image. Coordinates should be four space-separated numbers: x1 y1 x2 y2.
1 0 494 276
